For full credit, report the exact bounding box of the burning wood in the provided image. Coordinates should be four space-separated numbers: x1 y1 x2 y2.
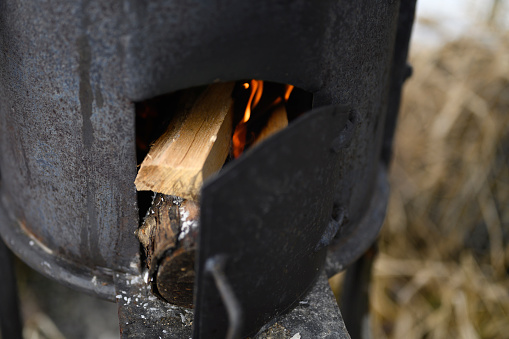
134 80 301 308
233 81 294 157
252 103 289 147
135 82 235 200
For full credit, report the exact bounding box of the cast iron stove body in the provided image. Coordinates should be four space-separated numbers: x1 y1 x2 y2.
0 0 416 338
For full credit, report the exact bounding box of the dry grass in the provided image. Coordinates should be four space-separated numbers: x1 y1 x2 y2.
371 30 509 339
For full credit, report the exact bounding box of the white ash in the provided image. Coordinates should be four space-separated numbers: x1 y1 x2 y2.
130 274 144 285
178 206 199 241
172 195 183 206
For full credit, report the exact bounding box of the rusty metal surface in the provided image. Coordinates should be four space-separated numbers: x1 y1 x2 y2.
194 105 351 338
0 0 140 295
0 0 401 301
116 271 350 339
254 272 351 339
325 166 390 276
325 0 417 276
0 203 116 299
115 272 193 339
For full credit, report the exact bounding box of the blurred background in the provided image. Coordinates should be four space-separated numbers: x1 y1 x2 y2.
7 1 509 338
332 1 509 338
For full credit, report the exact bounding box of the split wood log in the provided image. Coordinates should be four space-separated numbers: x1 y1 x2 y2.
252 103 288 147
136 193 199 308
135 82 235 200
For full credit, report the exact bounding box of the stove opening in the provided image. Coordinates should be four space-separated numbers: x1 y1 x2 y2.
135 80 312 221
134 80 312 306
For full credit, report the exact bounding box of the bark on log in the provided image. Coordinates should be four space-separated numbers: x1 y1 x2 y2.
136 193 199 308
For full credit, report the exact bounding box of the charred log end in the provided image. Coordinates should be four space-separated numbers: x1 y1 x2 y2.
156 247 196 308
136 194 198 308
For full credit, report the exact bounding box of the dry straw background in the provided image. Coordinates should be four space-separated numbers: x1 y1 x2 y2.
357 10 509 339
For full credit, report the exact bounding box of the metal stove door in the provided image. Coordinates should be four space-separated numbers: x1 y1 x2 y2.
194 104 356 338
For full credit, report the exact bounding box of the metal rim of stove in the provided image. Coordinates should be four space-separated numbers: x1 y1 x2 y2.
0 161 388 301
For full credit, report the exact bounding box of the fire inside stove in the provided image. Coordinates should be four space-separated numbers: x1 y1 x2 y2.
134 80 312 307
232 80 295 158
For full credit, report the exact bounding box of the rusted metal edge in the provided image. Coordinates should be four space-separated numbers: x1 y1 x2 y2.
115 269 350 339
115 271 193 339
254 271 351 339
0 191 118 301
325 164 389 276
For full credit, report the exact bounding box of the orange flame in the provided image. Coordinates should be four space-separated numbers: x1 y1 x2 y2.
284 85 294 101
242 80 264 123
232 80 294 158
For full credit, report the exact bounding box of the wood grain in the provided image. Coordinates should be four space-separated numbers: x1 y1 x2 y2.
135 82 234 200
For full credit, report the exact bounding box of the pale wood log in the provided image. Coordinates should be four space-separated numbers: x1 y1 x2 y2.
252 103 288 147
135 82 234 200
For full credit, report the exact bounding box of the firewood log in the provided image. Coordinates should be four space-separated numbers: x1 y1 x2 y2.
136 193 198 308
252 103 288 147
135 82 234 200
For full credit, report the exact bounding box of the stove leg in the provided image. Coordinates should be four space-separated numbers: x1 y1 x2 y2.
340 242 378 339
0 237 23 339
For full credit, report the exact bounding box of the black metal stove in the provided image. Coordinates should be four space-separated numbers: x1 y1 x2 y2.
0 0 416 338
